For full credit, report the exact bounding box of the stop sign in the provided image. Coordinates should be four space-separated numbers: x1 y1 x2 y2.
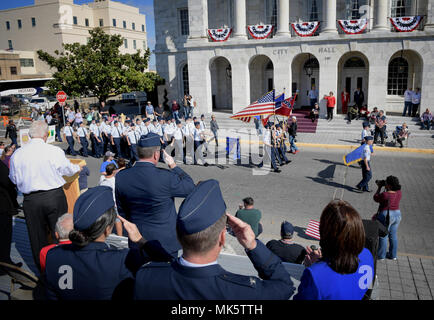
56 91 67 103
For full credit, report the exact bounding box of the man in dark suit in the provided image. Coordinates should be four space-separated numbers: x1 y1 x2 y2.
134 179 295 300
115 133 195 257
354 87 365 112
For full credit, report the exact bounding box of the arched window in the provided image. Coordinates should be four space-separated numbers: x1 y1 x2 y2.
387 57 409 96
344 57 366 68
182 64 189 95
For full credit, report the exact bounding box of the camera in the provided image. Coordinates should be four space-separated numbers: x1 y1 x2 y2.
375 180 386 187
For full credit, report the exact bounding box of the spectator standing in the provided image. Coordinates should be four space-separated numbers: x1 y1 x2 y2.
145 101 155 120
324 92 336 121
235 197 263 237
171 100 180 121
78 165 90 194
30 107 39 121
308 85 319 108
403 88 414 117
154 104 164 118
134 180 295 300
0 141 4 156
115 134 195 257
0 160 21 270
411 88 421 117
288 116 299 154
266 221 306 264
189 95 196 118
420 108 432 130
74 110 83 127
354 87 365 111
341 88 350 114
374 110 387 145
210 114 219 147
73 99 79 113
53 114 63 142
39 213 73 273
5 120 18 146
9 121 84 271
374 176 402 261
294 200 374 300
0 146 14 168
254 116 263 135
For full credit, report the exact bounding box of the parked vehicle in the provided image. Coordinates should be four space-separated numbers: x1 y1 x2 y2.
29 96 57 112
0 96 21 115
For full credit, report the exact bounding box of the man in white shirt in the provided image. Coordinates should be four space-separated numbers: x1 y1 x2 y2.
403 87 413 117
172 120 184 163
308 85 319 108
102 118 112 154
411 87 421 117
193 121 209 166
183 118 195 164
77 122 90 157
9 121 84 271
126 122 140 163
110 121 123 158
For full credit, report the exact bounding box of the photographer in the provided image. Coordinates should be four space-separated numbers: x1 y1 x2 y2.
373 176 402 261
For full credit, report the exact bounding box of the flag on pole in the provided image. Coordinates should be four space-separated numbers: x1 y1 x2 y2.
305 219 320 240
343 144 374 166
230 90 275 122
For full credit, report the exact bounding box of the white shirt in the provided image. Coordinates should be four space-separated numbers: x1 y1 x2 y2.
199 120 205 130
99 176 117 211
46 114 52 124
263 130 271 145
362 144 371 161
127 129 139 144
178 256 218 268
173 127 183 140
361 129 369 141
9 138 80 194
111 126 122 138
193 127 203 141
63 126 74 137
77 127 88 137
187 122 195 136
404 90 414 102
412 92 421 104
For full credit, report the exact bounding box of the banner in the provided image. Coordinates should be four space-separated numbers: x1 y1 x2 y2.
208 28 232 42
19 125 56 145
343 144 374 166
291 21 320 37
338 19 368 34
390 16 423 32
247 24 274 39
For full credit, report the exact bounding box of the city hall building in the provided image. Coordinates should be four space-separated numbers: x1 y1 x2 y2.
154 0 434 116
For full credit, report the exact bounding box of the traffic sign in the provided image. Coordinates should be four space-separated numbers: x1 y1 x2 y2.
56 91 67 103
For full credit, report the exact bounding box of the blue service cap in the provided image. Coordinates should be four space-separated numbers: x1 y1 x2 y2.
73 186 115 231
144 118 150 123
177 180 226 235
281 221 294 237
362 121 370 128
138 132 161 148
157 116 163 121
130 123 135 127
114 120 118 124
185 117 190 121
365 136 374 141
176 120 181 125
194 121 200 126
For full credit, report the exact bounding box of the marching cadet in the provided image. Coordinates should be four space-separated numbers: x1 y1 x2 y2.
89 119 97 156
110 121 123 158
115 133 196 257
102 118 112 153
44 186 172 300
134 179 295 300
356 136 374 192
184 117 195 164
172 120 184 163
258 123 280 173
193 121 209 166
63 121 77 156
89 119 103 158
275 124 291 165
141 117 151 136
135 118 143 136
77 122 90 157
126 122 140 163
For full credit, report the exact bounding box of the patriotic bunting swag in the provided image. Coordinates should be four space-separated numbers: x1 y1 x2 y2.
207 28 232 42
338 18 368 34
247 24 274 39
291 21 320 37
390 16 423 32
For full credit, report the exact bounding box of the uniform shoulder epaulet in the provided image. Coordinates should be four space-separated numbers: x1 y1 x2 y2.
218 272 258 288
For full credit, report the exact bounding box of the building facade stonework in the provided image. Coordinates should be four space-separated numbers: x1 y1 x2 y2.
154 0 434 116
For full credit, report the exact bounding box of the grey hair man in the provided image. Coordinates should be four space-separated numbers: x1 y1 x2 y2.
9 121 84 272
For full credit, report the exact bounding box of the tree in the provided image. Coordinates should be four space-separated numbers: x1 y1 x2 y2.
38 27 162 106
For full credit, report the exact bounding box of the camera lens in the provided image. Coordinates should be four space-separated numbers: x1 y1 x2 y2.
310 245 318 250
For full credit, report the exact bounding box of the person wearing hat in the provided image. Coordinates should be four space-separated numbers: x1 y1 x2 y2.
110 121 123 158
170 119 184 163
266 221 307 264
115 133 195 257
193 121 209 166
89 119 103 158
101 118 112 154
63 121 77 156
356 136 374 192
288 116 299 154
140 117 151 136
134 179 295 300
258 122 280 173
183 117 195 164
126 122 140 163
100 151 118 182
274 124 291 165
77 122 90 157
44 186 172 300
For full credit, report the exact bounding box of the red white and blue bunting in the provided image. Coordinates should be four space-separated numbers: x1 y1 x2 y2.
291 21 320 37
207 28 232 42
247 24 274 39
338 18 368 34
390 16 423 32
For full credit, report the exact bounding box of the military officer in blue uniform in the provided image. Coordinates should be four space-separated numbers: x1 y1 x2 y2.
134 179 295 300
115 133 195 257
44 186 172 300
356 136 374 192
110 121 123 158
63 121 77 156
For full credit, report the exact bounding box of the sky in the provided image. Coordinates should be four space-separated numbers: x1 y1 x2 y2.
0 0 156 70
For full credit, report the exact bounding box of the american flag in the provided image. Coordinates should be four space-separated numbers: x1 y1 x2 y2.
231 90 275 122
305 219 320 240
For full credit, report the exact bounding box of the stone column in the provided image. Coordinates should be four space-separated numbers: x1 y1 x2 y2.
322 0 337 34
373 0 389 31
188 0 208 39
276 0 290 37
422 0 434 30
233 0 247 38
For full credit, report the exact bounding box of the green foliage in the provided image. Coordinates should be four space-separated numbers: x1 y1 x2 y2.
37 27 162 103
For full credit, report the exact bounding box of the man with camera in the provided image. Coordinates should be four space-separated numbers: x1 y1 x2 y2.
356 136 374 192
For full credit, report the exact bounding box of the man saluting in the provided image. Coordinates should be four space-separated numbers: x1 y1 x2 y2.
115 133 195 257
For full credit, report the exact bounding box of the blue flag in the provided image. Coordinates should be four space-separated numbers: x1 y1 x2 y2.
274 93 285 109
343 144 374 166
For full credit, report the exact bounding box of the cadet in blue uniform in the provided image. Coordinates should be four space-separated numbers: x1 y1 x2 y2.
356 136 374 192
44 186 172 300
115 133 195 257
134 179 295 300
63 121 77 156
